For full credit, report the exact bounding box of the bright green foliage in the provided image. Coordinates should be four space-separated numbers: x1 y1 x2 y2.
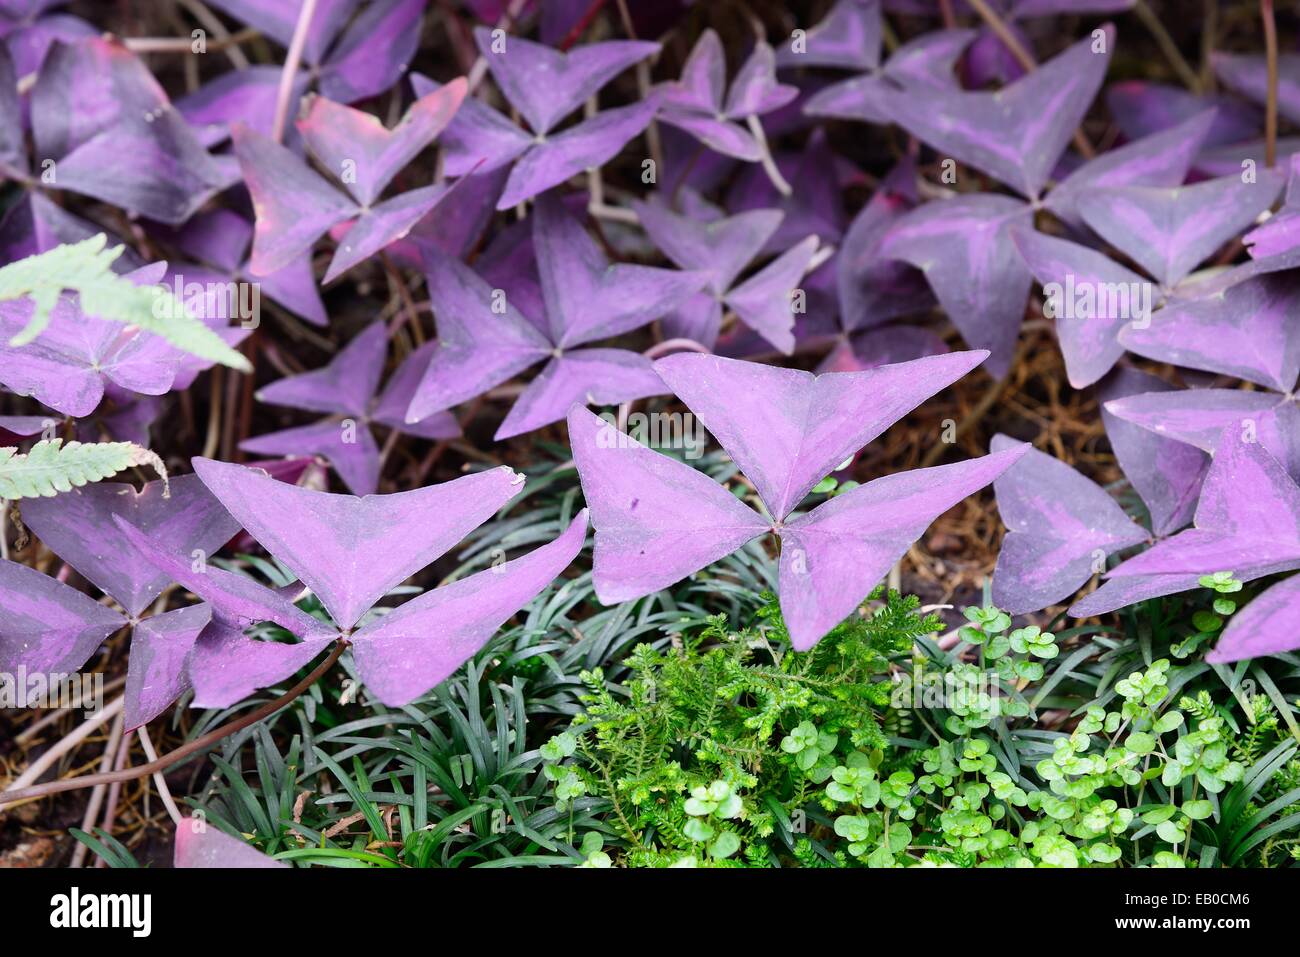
0 234 250 370
0 439 166 499
539 589 940 867
542 586 1300 868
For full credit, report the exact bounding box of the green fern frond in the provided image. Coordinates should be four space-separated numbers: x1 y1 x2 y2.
0 439 166 499
0 234 250 371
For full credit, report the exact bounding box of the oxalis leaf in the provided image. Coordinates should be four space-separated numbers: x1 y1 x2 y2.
0 439 167 500
0 235 250 371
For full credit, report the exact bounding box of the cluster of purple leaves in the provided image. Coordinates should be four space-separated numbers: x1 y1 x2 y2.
1 456 588 723
3 0 1300 804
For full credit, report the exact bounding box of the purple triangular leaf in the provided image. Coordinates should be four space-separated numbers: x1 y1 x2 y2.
257 322 388 418
568 405 770 604
1107 429 1300 580
191 457 525 630
1077 171 1284 287
21 474 241 617
1206 574 1300 662
878 193 1033 377
317 0 425 103
653 350 988 521
405 249 551 422
1010 226 1147 387
475 26 657 135
777 0 882 71
496 349 665 440
297 81 466 206
123 603 212 731
1120 272 1300 394
883 28 1113 198
1099 367 1207 537
497 98 658 210
187 619 334 709
114 517 336 640
723 235 819 354
174 816 287 868
240 419 382 496
350 509 587 705
0 558 126 674
533 195 710 348
779 444 1029 649
1043 109 1215 230
233 123 357 276
990 434 1147 614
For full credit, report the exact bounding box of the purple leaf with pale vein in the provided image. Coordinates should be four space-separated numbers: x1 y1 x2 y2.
123 603 211 730
631 198 782 297
297 80 466 206
989 434 1147 615
114 517 336 640
653 350 988 521
241 419 382 496
496 349 666 441
1207 574 1300 662
412 74 531 176
723 235 819 354
21 474 241 617
779 444 1028 648
533 195 709 348
0 558 126 675
1107 429 1300 581
568 405 770 604
187 619 334 708
878 193 1033 377
350 509 588 705
1077 171 1285 287
317 0 426 103
882 28 1113 198
233 123 357 276
725 41 798 117
174 817 287 868
1043 110 1215 230
1067 572 1205 618
1010 227 1145 387
406 250 551 422
474 26 657 135
497 98 658 210
804 27 971 124
191 457 524 630
776 0 882 70
658 30 795 160
1104 389 1300 483
1099 367 1207 537
258 321 388 418
324 184 456 283
1119 271 1300 393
